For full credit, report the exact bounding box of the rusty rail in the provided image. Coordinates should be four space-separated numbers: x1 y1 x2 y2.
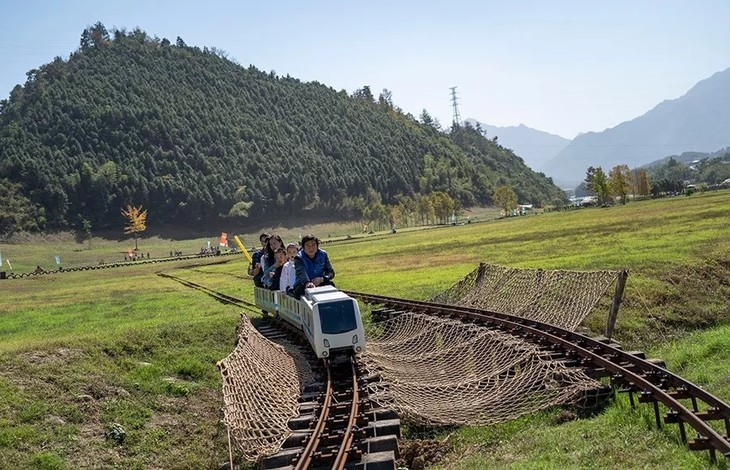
349 291 730 461
334 357 361 469
294 356 362 469
295 362 334 470
156 272 255 310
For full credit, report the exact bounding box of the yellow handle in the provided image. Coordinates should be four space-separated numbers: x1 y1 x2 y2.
233 235 254 264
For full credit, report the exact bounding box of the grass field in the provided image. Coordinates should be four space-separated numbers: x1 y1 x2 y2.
1 190 729 469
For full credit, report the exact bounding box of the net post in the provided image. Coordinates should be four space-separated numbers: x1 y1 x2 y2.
477 263 487 282
606 269 628 339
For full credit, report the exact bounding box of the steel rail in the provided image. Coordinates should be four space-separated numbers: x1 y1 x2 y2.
156 272 255 309
295 361 333 470
349 291 730 458
333 356 360 469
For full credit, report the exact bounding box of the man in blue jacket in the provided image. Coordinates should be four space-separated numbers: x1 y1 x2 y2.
289 234 335 298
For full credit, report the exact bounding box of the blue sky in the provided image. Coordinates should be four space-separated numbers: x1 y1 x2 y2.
1 0 729 138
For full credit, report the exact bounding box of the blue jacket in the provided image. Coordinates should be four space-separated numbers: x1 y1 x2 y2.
297 248 334 282
290 248 335 295
249 249 264 282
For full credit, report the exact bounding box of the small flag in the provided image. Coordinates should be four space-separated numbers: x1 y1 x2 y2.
207 240 211 249
219 232 228 247
54 255 61 265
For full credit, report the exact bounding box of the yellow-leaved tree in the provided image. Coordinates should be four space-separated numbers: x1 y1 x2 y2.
493 186 518 215
121 204 147 250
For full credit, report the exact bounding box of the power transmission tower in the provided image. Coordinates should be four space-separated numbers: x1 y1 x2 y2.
450 86 461 126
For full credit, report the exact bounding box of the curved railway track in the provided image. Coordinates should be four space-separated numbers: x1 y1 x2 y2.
156 272 255 310
348 291 730 462
1 252 239 279
130 273 730 463
158 274 400 468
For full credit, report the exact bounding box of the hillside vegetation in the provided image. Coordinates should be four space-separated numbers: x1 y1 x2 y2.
646 150 730 188
0 23 563 237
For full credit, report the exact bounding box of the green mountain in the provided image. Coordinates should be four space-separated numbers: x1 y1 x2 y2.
644 148 730 188
0 23 565 235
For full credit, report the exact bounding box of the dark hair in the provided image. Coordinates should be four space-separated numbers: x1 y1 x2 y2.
264 234 284 258
259 232 270 243
301 234 320 248
274 247 287 255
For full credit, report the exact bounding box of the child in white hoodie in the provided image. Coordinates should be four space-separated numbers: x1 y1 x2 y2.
279 243 299 292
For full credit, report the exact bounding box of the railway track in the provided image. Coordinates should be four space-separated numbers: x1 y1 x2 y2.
348 291 730 462
260 347 399 470
1 252 239 279
156 272 255 310
115 273 730 463
159 274 400 468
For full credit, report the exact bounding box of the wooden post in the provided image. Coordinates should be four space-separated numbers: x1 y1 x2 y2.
606 269 628 339
477 262 487 283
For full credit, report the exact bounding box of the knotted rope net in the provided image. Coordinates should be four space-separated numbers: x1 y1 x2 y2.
218 264 622 456
430 263 621 330
362 264 622 426
217 315 314 460
363 312 601 426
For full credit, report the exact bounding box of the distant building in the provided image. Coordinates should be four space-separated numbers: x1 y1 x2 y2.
568 196 596 206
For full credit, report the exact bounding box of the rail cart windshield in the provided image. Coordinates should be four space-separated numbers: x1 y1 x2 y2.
318 300 358 334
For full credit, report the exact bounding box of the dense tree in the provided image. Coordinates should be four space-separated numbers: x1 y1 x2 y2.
416 195 435 225
362 202 390 231
82 219 93 249
650 179 684 196
378 89 393 109
449 123 565 208
492 186 518 214
352 86 374 103
608 164 632 204
429 192 456 224
122 204 147 250
0 24 565 231
419 109 435 128
0 179 45 237
632 168 651 198
686 152 730 184
585 167 611 205
649 157 692 183
227 186 254 218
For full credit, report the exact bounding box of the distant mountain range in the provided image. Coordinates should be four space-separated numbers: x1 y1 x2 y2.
468 67 730 188
539 67 730 186
464 119 571 171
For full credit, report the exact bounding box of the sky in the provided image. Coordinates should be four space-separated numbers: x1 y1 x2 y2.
1 0 729 139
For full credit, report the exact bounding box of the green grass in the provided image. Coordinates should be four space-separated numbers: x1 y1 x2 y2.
1 190 730 468
429 395 711 469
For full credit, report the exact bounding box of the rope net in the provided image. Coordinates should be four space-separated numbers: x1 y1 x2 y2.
430 263 621 330
217 264 622 455
217 315 314 460
363 313 601 426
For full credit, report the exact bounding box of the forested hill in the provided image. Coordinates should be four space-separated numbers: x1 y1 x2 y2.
0 24 564 234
